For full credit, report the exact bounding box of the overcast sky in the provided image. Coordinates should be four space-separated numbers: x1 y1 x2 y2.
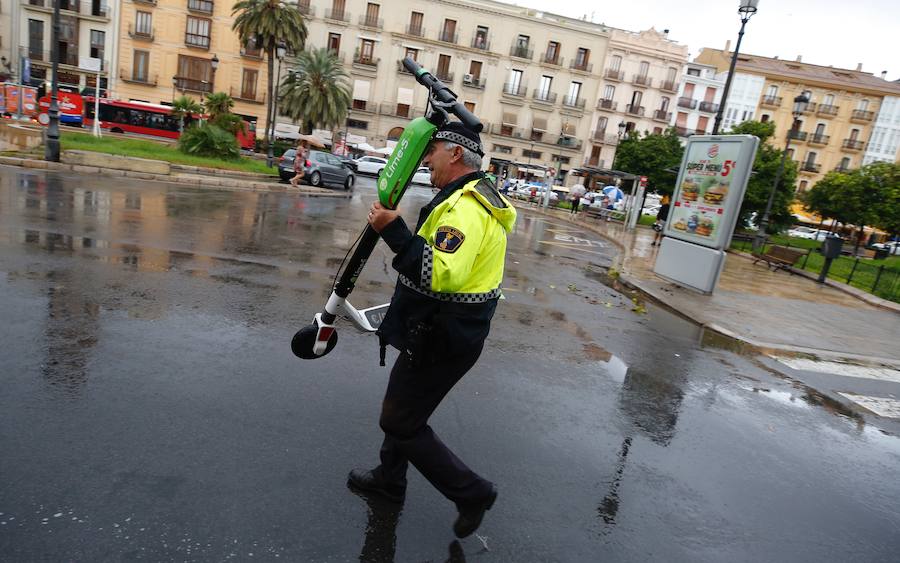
514 0 899 81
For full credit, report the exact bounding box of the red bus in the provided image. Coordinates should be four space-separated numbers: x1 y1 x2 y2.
83 98 256 149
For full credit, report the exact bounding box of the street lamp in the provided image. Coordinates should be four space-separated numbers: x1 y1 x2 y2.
44 0 62 162
752 93 809 252
712 0 759 134
343 105 351 156
209 54 219 90
611 121 626 168
266 41 287 168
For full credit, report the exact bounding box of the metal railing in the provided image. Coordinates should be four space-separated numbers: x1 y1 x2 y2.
788 130 808 141
187 0 213 14
185 33 211 49
553 135 582 150
542 52 562 66
851 109 874 121
817 104 839 116
570 60 592 72
653 110 671 121
174 76 212 93
119 68 157 86
597 98 617 111
324 8 349 22
439 29 458 44
133 0 157 5
660 80 677 93
229 85 264 104
675 126 698 137
359 15 383 29
698 101 719 113
760 95 782 107
128 23 154 41
502 82 526 97
800 162 821 173
509 45 533 59
353 53 380 67
842 138 865 150
27 0 110 17
562 95 585 109
297 0 312 16
240 45 263 59
492 123 524 138
435 70 453 82
532 90 557 103
625 104 645 116
801 102 818 113
808 134 830 145
405 24 424 37
29 50 79 66
677 97 697 109
591 128 607 142
632 74 652 87
471 34 490 50
604 68 623 80
462 75 485 88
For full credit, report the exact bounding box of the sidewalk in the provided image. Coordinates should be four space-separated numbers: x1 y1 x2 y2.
529 206 900 364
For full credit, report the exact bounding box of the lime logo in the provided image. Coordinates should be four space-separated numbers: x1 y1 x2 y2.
379 178 388 191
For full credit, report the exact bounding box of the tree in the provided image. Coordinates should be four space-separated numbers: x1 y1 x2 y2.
171 95 203 133
204 92 243 135
612 128 683 196
729 120 799 231
232 0 308 158
861 161 900 239
278 47 352 134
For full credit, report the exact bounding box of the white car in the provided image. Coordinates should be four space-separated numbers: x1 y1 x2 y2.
787 226 827 240
872 241 900 255
411 167 432 185
353 156 388 175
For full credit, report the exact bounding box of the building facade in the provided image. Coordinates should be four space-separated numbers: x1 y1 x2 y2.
669 61 724 138
585 27 688 169
288 0 619 182
115 0 268 131
696 48 900 191
863 95 900 165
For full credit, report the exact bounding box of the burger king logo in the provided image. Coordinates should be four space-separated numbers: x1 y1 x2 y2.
708 144 719 158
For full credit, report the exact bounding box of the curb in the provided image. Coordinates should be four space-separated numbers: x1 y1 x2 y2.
0 155 351 198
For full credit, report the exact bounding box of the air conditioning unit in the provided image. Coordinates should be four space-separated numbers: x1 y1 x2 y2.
463 73 474 83
513 131 523 138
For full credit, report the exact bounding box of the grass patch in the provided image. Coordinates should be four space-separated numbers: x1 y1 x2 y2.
60 131 277 176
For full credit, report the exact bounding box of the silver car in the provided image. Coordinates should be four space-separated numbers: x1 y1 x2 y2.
279 149 355 190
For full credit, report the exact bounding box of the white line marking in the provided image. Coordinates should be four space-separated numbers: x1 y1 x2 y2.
838 393 900 419
773 357 900 384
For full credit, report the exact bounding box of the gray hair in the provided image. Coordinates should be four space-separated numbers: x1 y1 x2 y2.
442 141 483 170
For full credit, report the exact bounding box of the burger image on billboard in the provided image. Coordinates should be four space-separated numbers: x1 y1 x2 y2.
696 217 714 236
673 218 687 230
681 179 699 201
703 182 728 205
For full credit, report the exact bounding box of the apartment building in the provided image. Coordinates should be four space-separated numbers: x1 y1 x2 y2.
19 0 119 93
115 0 268 131
1 0 13 80
290 0 614 181
668 61 724 138
585 27 688 169
696 48 900 192
863 94 900 165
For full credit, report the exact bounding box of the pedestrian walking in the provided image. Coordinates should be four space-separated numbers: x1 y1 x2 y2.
651 195 671 246
351 122 517 538
289 140 310 188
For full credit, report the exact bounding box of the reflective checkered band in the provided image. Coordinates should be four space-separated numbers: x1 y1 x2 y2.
434 131 484 156
399 274 501 303
421 245 434 288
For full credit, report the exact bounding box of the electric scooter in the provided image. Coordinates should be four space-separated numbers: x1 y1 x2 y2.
291 57 483 360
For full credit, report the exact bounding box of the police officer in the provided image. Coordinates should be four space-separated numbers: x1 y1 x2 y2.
349 122 517 538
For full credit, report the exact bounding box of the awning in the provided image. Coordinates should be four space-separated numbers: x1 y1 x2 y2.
350 142 376 152
352 79 371 101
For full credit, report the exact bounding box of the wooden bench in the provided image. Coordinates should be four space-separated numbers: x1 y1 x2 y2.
752 245 806 272
583 207 626 222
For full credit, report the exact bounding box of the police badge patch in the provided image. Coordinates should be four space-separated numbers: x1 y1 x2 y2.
434 226 465 253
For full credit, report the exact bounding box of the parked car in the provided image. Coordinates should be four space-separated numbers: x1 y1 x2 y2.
787 226 828 240
278 149 355 189
411 167 432 185
354 156 388 175
871 241 900 255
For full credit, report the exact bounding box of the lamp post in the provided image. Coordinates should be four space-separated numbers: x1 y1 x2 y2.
752 93 809 253
209 53 219 90
266 41 286 168
44 0 62 162
343 106 351 156
712 0 759 135
611 121 626 168
546 123 568 208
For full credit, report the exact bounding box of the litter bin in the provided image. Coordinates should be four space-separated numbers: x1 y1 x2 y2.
873 248 889 260
818 235 843 283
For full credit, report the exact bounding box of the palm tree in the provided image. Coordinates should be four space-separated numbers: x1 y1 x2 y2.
279 48 352 134
232 0 307 163
204 92 235 120
171 95 203 133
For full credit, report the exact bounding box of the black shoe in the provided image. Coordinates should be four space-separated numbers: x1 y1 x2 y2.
347 468 406 503
453 485 497 538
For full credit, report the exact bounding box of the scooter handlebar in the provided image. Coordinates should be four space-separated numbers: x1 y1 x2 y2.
402 57 483 133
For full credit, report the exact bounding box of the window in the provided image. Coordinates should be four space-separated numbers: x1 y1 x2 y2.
575 48 590 67
666 67 677 82
840 157 851 169
546 41 560 63
352 99 367 110
364 3 380 27
135 11 152 36
799 180 808 191
395 103 409 117
359 39 375 63
761 114 770 122
507 69 523 93
858 99 869 110
595 116 608 133
514 34 530 57
660 97 670 111
331 0 346 17
696 116 709 134
186 17 211 48
241 69 257 99
823 94 834 106
629 90 642 108
523 149 541 159
703 87 716 102
801 90 812 103
493 144 513 154
687 67 701 76
638 61 649 77
404 47 418 61
468 60 482 79
437 54 451 79
177 54 211 81
90 30 105 62
814 123 826 136
442 19 457 42
28 19 44 60
327 33 341 53
188 0 214 13
849 128 860 140
464 101 475 113
347 119 368 129
409 11 423 35
805 151 817 165
538 75 552 99
133 50 149 82
567 81 581 102
766 84 778 97
474 26 489 49
610 55 622 71
387 127 404 140
603 85 615 100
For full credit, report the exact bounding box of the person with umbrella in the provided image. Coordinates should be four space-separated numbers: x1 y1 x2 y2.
290 139 310 188
569 184 586 215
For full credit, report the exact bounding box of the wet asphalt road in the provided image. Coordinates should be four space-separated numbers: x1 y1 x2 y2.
1 166 900 562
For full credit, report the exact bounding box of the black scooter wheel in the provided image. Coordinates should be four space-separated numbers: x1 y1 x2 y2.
291 324 338 359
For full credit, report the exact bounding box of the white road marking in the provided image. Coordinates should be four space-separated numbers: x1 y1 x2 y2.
838 393 900 419
773 357 900 384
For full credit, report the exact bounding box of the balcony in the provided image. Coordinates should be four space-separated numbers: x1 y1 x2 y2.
502 82 526 97
833 164 851 172
541 52 563 66
660 80 678 93
531 90 557 104
187 0 213 15
353 52 380 68
800 162 822 173
229 86 264 104
842 138 865 151
801 102 817 114
677 97 697 109
297 0 313 16
128 24 154 41
492 123 524 138
597 98 617 111
788 130 808 141
324 8 349 23
185 33 211 49
359 15 383 29
553 135 583 151
509 45 533 60
435 70 454 83
808 133 830 146
439 30 459 44
698 101 719 113
29 49 79 66
240 45 263 59
119 68 157 86
625 104 645 116
851 109 875 122
817 104 839 117
174 76 212 93
632 74 652 87
351 100 375 114
462 75 485 89
26 0 110 18
405 24 425 37
471 34 490 51
562 95 585 109
570 60 592 73
653 110 671 122
760 95 782 107
133 0 157 5
604 68 624 81
675 126 699 137
591 128 607 142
